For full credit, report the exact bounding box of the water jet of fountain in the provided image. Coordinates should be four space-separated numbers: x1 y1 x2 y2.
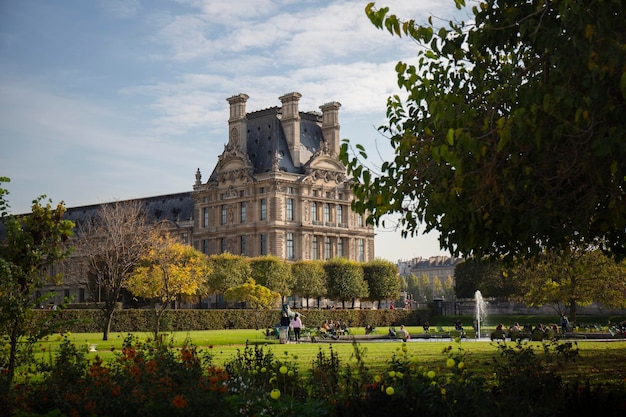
474 290 487 339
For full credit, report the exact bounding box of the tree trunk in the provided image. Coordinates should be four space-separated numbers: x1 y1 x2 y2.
569 299 577 323
3 319 19 395
102 307 115 341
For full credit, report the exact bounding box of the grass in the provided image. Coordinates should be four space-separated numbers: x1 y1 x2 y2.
32 328 626 387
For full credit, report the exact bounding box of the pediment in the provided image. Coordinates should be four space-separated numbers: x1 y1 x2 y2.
305 153 345 173
214 143 253 175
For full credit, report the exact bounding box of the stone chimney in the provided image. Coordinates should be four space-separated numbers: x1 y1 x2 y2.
320 101 341 156
227 93 249 154
279 92 302 167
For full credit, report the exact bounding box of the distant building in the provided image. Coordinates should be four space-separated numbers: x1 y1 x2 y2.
407 256 463 281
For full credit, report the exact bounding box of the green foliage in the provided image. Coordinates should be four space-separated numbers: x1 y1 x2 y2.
362 259 401 307
291 260 327 308
454 258 518 299
324 258 368 308
344 1 626 261
5 330 626 416
29 308 428 334
249 255 293 299
206 252 251 294
510 248 626 319
0 178 74 399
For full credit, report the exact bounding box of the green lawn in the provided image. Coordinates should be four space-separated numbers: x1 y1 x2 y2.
33 328 626 386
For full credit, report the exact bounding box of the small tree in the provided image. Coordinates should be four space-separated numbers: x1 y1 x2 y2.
511 248 626 321
0 178 74 396
126 235 211 339
75 200 156 340
224 279 280 329
249 255 293 304
291 260 326 309
362 259 400 309
206 253 251 306
324 258 368 309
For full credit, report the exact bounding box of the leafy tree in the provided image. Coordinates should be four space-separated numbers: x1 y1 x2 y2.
431 276 444 300
324 258 368 309
224 278 280 329
441 275 456 301
126 235 211 338
404 273 420 302
362 259 400 308
341 1 626 261
0 178 74 395
510 248 626 321
454 259 517 299
206 253 251 301
75 200 156 340
249 255 293 303
291 260 326 309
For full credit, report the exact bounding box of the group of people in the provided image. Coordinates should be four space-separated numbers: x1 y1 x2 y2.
280 311 303 343
321 319 350 335
491 321 560 341
388 324 410 340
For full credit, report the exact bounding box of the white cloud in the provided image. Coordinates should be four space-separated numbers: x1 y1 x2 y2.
98 0 142 19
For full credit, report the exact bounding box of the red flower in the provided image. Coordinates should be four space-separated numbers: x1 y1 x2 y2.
172 394 188 408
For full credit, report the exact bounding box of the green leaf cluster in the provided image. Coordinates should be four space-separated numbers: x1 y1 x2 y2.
343 1 626 261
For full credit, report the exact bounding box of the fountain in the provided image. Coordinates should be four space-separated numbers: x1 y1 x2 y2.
474 290 487 339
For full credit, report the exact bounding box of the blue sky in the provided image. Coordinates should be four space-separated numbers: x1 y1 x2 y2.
0 0 466 261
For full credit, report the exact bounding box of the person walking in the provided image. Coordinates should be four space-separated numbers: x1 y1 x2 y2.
291 313 303 343
279 312 291 344
559 315 569 335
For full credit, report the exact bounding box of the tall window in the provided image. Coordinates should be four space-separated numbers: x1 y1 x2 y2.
240 235 246 255
260 234 267 255
220 237 226 253
286 232 294 259
358 239 364 261
325 237 331 259
201 239 208 254
260 198 267 221
221 205 227 225
286 198 294 221
337 238 343 257
203 207 209 227
357 213 363 227
312 236 318 260
240 202 246 223
324 203 330 223
337 205 343 224
311 202 318 222
182 232 188 244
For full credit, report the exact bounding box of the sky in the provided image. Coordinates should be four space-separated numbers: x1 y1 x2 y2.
0 0 467 262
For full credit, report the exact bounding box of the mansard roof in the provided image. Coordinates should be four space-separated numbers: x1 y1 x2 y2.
208 108 324 181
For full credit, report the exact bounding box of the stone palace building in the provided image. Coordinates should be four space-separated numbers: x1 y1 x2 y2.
37 92 376 305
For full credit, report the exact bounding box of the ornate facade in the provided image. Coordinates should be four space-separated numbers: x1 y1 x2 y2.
192 92 374 261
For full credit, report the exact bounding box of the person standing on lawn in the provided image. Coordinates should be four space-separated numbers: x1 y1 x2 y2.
291 313 303 343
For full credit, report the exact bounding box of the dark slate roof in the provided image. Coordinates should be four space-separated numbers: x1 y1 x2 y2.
63 192 195 228
1 192 194 239
210 107 324 181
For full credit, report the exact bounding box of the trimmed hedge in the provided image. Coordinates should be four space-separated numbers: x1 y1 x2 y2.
34 308 429 333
